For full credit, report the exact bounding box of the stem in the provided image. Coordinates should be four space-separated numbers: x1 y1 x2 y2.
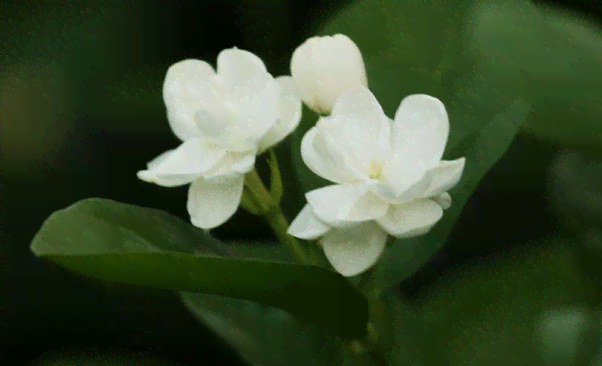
245 169 389 365
267 149 283 204
244 168 310 264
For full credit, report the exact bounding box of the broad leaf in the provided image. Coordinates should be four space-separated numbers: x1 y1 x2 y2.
476 133 557 195
381 290 432 366
414 241 601 366
378 98 531 288
547 150 602 229
30 198 368 338
546 149 602 303
330 288 432 366
465 0 602 154
181 241 343 366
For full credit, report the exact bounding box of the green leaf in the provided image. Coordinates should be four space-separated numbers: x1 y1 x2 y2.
181 241 344 366
464 0 602 153
381 290 431 366
546 149 602 305
378 98 531 288
415 241 601 366
547 150 602 229
475 133 557 195
30 198 368 338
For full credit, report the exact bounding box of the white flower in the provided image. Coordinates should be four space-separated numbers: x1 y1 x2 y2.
287 86 465 277
137 48 302 229
291 34 367 115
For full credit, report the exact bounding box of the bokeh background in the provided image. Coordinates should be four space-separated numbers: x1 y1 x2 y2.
3 1 601 365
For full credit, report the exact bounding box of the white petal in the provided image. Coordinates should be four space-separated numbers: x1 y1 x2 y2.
330 86 384 119
392 94 450 169
227 77 281 143
287 204 331 240
216 48 268 88
290 41 319 112
321 221 387 277
189 48 281 152
291 34 367 114
137 140 226 187
187 175 245 229
146 149 176 169
306 182 388 228
199 77 280 152
137 170 200 188
147 139 225 175
258 76 303 152
163 59 215 141
376 199 443 238
423 157 466 197
203 151 257 183
433 192 452 210
374 153 431 204
300 126 364 184
194 107 260 152
313 105 391 179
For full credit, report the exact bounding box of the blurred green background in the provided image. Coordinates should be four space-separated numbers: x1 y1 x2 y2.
2 1 601 365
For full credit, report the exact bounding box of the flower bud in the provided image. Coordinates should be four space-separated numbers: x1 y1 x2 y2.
291 34 367 115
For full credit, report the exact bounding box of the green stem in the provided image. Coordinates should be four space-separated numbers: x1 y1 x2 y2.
267 149 283 204
240 186 260 214
245 168 389 365
244 168 310 264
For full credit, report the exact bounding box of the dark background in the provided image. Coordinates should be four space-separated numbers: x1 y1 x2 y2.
2 1 601 365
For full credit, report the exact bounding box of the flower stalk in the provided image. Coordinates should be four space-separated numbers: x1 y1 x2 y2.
243 167 309 264
267 149 283 205
240 186 260 214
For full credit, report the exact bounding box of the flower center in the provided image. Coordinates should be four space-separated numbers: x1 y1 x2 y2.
221 101 256 151
368 160 384 179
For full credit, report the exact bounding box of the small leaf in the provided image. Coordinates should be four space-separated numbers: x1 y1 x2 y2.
30 198 368 338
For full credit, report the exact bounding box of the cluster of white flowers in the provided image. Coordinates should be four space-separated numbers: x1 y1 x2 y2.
137 49 302 229
138 34 465 277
